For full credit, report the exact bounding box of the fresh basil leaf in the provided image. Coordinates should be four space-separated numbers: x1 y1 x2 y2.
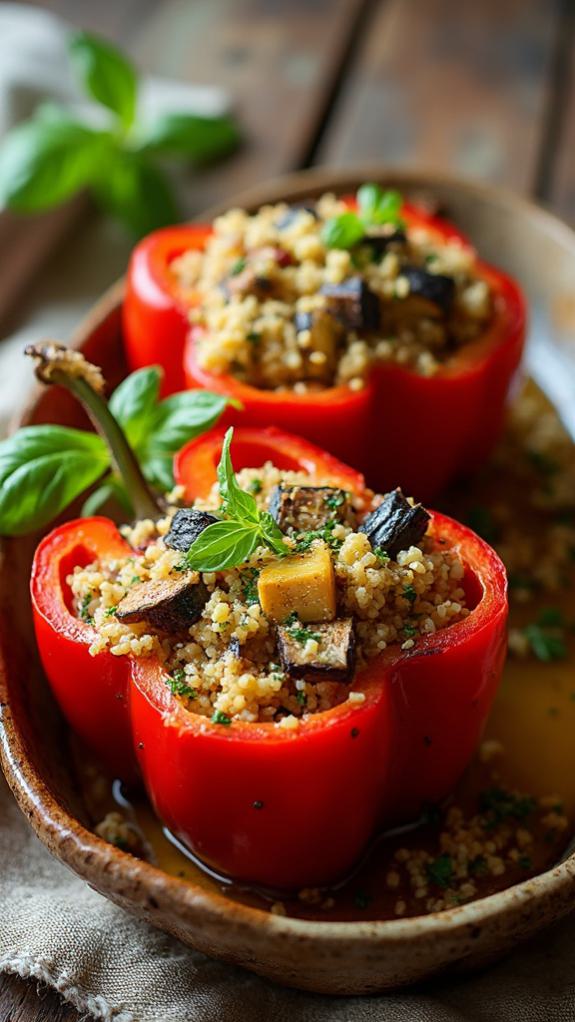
109 366 162 448
321 212 364 250
149 391 231 452
185 520 260 571
357 183 384 224
357 184 403 227
217 428 260 524
134 390 232 490
259 510 289 555
0 114 111 212
94 152 179 237
136 113 240 162
68 31 137 129
0 426 109 535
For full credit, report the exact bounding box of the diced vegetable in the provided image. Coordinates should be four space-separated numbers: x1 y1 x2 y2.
115 573 208 631
276 617 355 683
269 485 352 533
320 276 380 332
164 508 219 552
257 541 336 623
400 266 455 314
360 488 430 559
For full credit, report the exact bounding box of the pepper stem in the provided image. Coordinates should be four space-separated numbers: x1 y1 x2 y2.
25 343 161 521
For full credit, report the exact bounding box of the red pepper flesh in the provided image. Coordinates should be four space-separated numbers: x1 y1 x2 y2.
31 429 507 890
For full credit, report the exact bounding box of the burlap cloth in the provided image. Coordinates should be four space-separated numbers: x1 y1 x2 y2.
1 7 575 1021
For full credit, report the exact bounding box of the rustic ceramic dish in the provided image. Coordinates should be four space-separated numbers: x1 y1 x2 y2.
1 168 575 996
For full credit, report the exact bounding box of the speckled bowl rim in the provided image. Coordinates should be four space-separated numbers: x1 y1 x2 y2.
1 164 575 959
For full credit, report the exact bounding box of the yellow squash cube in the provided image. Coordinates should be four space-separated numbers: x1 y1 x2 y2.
257 542 336 623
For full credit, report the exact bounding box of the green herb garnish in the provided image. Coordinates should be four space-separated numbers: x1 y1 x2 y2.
523 607 567 662
247 331 261 346
295 519 343 553
79 592 94 624
0 32 240 237
184 429 290 571
426 854 454 889
241 567 260 605
286 618 321 646
325 491 346 511
373 547 390 563
403 585 417 604
166 669 196 700
296 689 307 706
230 257 246 276
248 478 263 494
402 623 418 638
479 788 536 831
211 710 232 726
322 184 403 250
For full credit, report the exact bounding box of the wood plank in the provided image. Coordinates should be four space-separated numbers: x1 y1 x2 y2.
317 0 562 194
543 2 575 222
0 975 78 1022
133 0 368 211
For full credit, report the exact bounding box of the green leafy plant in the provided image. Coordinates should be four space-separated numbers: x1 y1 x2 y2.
322 183 404 250
522 607 567 663
0 31 240 236
0 351 234 535
185 428 289 571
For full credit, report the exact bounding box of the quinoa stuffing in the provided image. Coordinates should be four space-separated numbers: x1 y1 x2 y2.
173 186 493 389
69 461 469 726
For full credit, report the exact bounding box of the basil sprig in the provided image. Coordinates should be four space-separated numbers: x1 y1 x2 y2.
185 428 289 571
0 32 240 237
0 365 232 535
322 183 404 250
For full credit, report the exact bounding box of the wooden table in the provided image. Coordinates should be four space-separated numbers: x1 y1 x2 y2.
2 0 575 1017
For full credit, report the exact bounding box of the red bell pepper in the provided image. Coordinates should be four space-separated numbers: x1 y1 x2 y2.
31 428 507 890
123 202 526 499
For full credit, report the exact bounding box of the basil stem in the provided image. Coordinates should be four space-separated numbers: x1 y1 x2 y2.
25 343 161 520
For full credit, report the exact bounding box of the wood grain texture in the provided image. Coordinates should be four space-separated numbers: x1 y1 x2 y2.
318 0 562 192
0 976 78 1022
544 1 575 222
132 0 368 211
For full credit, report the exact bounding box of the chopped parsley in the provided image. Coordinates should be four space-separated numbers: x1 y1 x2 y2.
523 607 567 662
230 257 246 276
479 787 536 831
295 518 343 553
211 710 232 726
247 331 261 345
296 689 307 707
248 478 263 494
241 567 260 605
166 669 197 700
426 854 454 889
402 622 418 638
325 490 346 511
104 606 118 618
130 575 141 585
288 624 321 646
403 584 417 604
79 592 94 624
373 547 390 563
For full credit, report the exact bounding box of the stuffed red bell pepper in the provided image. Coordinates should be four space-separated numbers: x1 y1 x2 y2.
31 423 507 890
123 183 526 499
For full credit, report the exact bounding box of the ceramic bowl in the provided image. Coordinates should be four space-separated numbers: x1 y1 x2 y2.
1 168 575 996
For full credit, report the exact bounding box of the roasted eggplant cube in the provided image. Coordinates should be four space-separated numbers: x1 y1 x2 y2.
258 542 336 623
277 618 355 683
115 574 208 632
276 204 319 230
363 227 407 256
360 488 431 560
269 485 352 533
164 509 219 553
401 266 455 315
320 276 380 332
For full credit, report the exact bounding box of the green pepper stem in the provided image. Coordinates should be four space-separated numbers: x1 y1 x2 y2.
25 343 161 521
